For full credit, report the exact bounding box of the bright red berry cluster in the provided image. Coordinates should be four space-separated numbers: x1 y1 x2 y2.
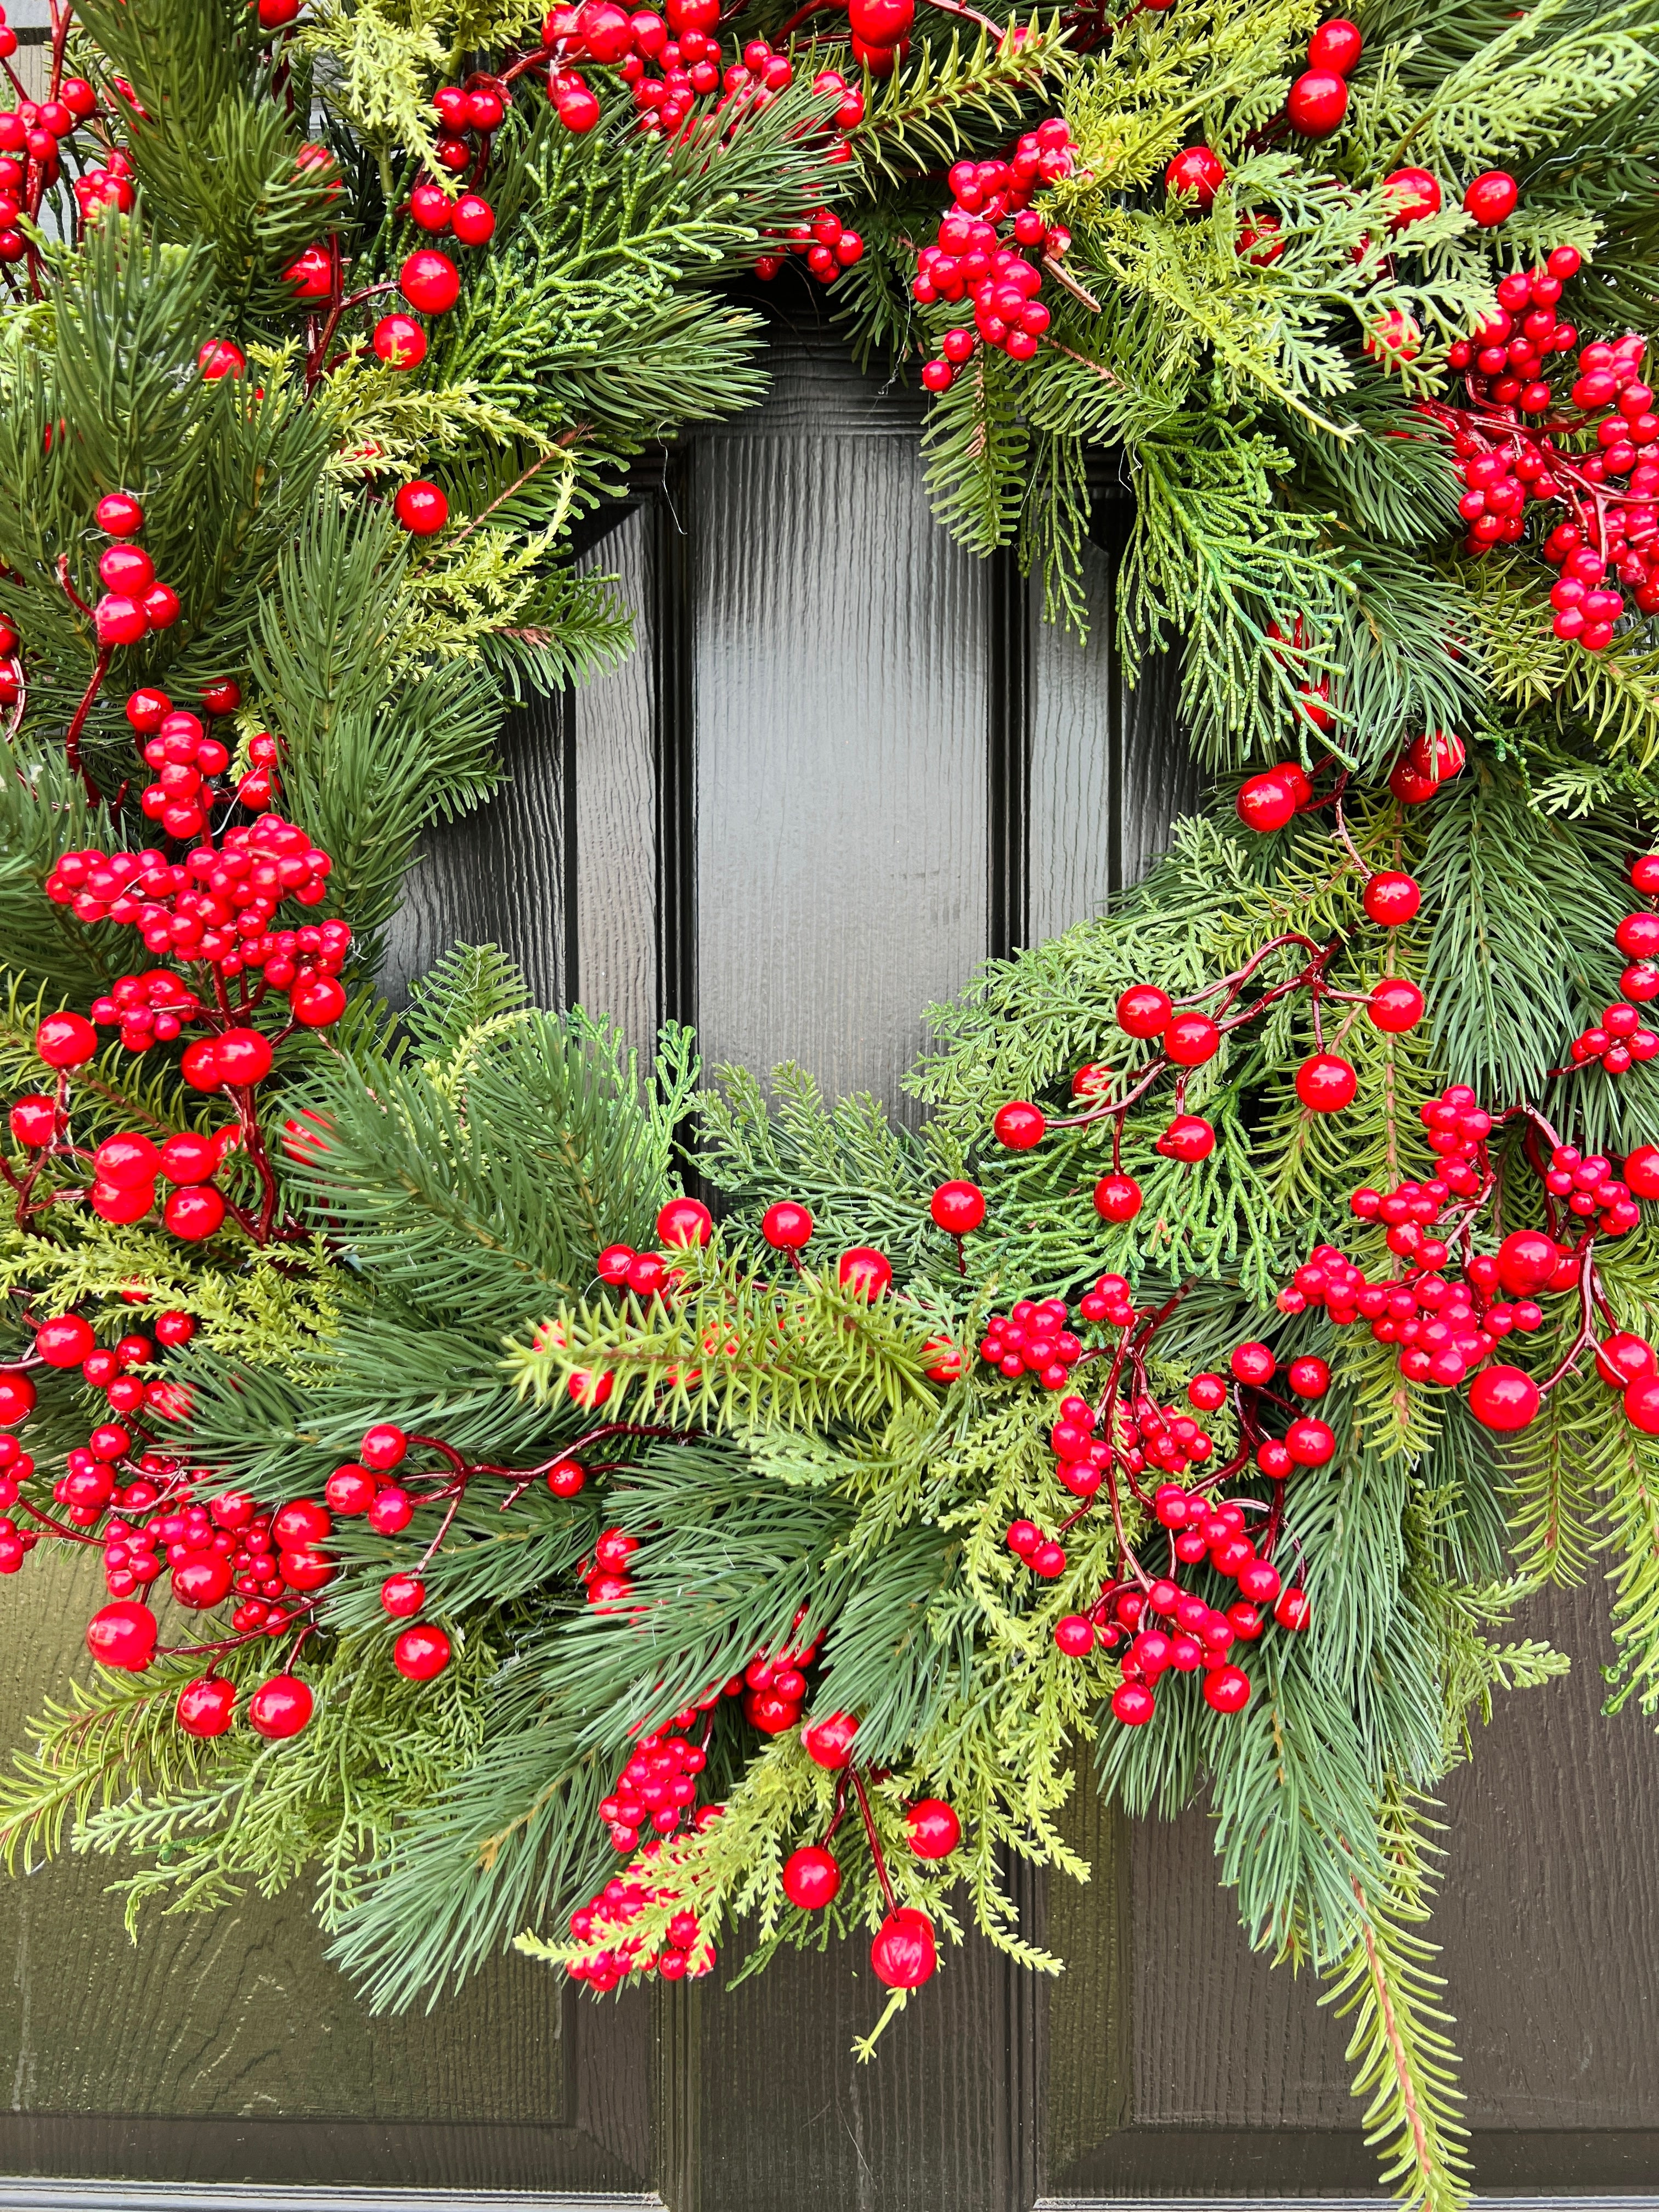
86 494 182 647
755 200 866 287
912 120 1076 390
978 1295 1085 1390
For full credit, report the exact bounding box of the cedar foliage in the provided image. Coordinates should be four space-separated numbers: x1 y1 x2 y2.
0 7 1653 2211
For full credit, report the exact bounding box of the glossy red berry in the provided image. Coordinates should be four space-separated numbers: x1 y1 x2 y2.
394 479 449 535
802 1709 857 1768
1165 144 1226 208
1624 1374 1659 1435
94 1133 161 1188
1111 1680 1155 1725
1286 68 1348 134
10 1094 56 1146
1382 166 1441 232
1368 978 1424 1033
95 491 145 536
1463 171 1519 226
1296 1052 1358 1112
361 1421 409 1470
1496 1228 1558 1296
399 249 461 313
1625 1143 1659 1199
1274 1586 1311 1629
1307 18 1362 72
451 193 496 246
249 1674 314 1738
930 1180 985 1234
871 1906 936 1989
1203 1663 1251 1714
1235 767 1300 832
1468 1363 1541 1431
373 313 428 369
1595 1332 1655 1388
381 1573 426 1617
1230 1340 1275 1385
546 1458 586 1498
1189 1371 1227 1412
658 1196 713 1248
215 1029 274 1086
394 1624 452 1680
837 1246 891 1300
87 1600 157 1671
761 1200 813 1249
782 1844 841 1909
1284 1414 1336 1466
905 1798 961 1859
0 1374 36 1423
36 1011 97 1068
1094 1172 1142 1222
36 1313 95 1367
164 1186 226 1241
1054 1612 1095 1655
1116 985 1172 1038
176 1676 236 1736
1363 871 1421 926
1164 1012 1221 1066
994 1100 1046 1149
292 975 348 1028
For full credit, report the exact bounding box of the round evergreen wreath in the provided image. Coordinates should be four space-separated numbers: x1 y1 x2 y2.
0 2 1656 2204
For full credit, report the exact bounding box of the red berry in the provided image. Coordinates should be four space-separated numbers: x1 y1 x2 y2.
905 1798 961 1859
657 1195 713 1248
36 1313 95 1368
374 313 427 369
153 1309 196 1347
176 1675 236 1736
930 1179 985 1234
1284 1414 1336 1466
393 1624 452 1680
1495 1228 1558 1295
993 1100 1046 1149
1307 17 1361 71
837 1246 891 1300
923 1336 963 1384
782 1844 841 1909
546 1458 586 1497
95 491 144 536
1189 1371 1227 1412
1594 1332 1656 1388
1230 1340 1275 1385
1116 985 1172 1038
1203 1663 1251 1713
1111 1680 1155 1725
164 1185 226 1241
1054 1613 1095 1655
249 1674 314 1738
1382 166 1441 232
1616 911 1659 960
1274 1586 1311 1630
870 1906 935 1989
325 1463 376 1514
1631 854 1659 895
215 1029 274 1086
1625 1374 1659 1435
1368 979 1424 1033
761 1200 813 1249
360 1422 408 1469
94 1133 161 1188
801 1709 857 1768
291 974 347 1028
394 479 449 535
1625 1143 1659 1199
399 248 460 314
87 1600 157 1671
0 1374 36 1423
1235 766 1300 833
381 1573 426 1617
1286 69 1348 136
451 193 496 246
172 1550 234 1609
1463 171 1519 227
1165 144 1226 208
1467 1363 1541 1431
1287 1355 1330 1397
1296 1052 1358 1112
1164 1012 1221 1066
1362 871 1421 926
36 1011 97 1068
10 1094 57 1146
1094 1173 1142 1222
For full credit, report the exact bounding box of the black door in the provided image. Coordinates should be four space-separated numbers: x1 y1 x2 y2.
1 300 1655 2212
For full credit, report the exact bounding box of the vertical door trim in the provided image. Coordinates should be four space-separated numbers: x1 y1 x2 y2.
650 450 697 1038
988 544 1032 961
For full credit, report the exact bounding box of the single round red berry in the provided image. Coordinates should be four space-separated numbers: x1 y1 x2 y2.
761 1200 813 1249
1624 1374 1659 1435
1307 17 1361 72
381 1572 426 1617
1165 144 1226 208
1164 1012 1221 1066
1295 1052 1357 1113
1495 1228 1558 1296
1468 1363 1541 1431
87 1600 157 1671
394 479 449 534
1203 1663 1251 1714
1188 1371 1227 1412
905 1798 961 1859
801 1709 857 1768
930 1180 985 1235
1275 1586 1311 1629
1111 1680 1155 1725
1116 985 1172 1038
1368 978 1424 1033
1231 1340 1275 1385
36 1011 97 1068
1363 871 1421 926
1286 68 1348 135
658 1195 713 1248
1463 171 1519 226
1284 1414 1336 1466
1235 767 1299 833
546 1458 586 1498
394 1624 452 1680
870 1906 935 1989
1093 1172 1142 1223
1383 165 1441 232
1286 1355 1330 1397
36 1313 95 1368
164 1185 227 1241
0 1374 37 1423
215 1029 274 1086
1595 1332 1655 1388
94 1133 161 1188
249 1673 314 1739
176 1675 236 1737
373 312 428 369
399 248 461 313
782 1843 841 1909
1625 1142 1659 1199
837 1246 891 1300
361 1421 409 1470
1054 1612 1095 1656
993 1100 1046 1148
10 1094 57 1146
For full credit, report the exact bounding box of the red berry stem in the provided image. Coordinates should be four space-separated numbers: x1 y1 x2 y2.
13 1495 101 1546
846 1763 898 1912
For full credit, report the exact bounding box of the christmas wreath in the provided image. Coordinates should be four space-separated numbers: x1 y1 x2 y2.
0 1 1657 2205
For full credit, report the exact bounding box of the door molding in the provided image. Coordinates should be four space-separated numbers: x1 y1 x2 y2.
1036 2202 1659 2211
0 2186 659 2211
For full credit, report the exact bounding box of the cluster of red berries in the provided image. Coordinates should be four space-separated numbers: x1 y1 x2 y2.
1282 14 1361 140
755 202 866 288
1386 726 1465 806
0 65 99 252
1542 1142 1647 1237
568 1861 716 1990
1087 1547 1311 1730
913 120 1076 390
86 494 182 648
597 1721 710 1853
72 147 133 224
978 1296 1085 1391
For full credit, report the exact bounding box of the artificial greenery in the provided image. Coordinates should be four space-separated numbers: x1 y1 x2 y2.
0 5 1652 2210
